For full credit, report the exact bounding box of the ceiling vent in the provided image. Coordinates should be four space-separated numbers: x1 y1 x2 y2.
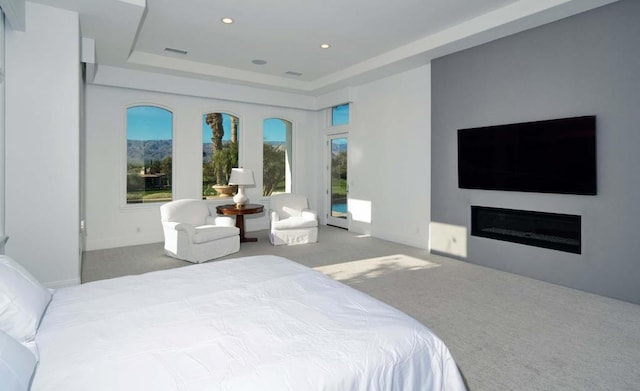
285 71 303 77
164 47 188 55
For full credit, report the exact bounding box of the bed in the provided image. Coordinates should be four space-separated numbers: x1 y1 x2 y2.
1 254 466 390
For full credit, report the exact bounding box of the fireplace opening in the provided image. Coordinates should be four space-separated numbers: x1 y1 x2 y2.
471 206 581 254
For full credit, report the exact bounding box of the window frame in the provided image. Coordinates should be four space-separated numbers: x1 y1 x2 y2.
122 103 176 209
201 109 244 199
324 103 351 228
262 117 294 197
330 103 350 127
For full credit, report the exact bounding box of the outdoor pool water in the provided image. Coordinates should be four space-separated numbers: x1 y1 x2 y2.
332 203 347 214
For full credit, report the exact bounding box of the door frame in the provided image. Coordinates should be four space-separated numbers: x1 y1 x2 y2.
325 133 349 229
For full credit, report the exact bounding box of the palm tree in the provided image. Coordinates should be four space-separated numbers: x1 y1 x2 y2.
231 115 238 143
263 143 285 196
205 113 225 184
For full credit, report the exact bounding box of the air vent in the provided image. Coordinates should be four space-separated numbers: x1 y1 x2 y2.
164 47 188 55
285 71 303 77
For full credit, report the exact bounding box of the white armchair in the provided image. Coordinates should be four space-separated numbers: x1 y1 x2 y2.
269 193 318 246
160 199 240 263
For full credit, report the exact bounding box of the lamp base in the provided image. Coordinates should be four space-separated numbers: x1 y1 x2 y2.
233 186 248 208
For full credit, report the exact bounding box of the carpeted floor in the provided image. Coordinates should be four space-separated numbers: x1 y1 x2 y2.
83 225 640 390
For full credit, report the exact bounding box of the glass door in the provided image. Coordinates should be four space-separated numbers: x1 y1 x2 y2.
327 135 348 229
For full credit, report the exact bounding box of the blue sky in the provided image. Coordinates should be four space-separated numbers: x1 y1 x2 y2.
126 106 172 140
332 103 349 126
127 106 286 143
262 118 286 143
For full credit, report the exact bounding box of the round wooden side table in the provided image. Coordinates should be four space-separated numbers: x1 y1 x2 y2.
216 204 264 242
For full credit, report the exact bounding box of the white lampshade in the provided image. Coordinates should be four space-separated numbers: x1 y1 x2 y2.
228 168 254 186
228 168 254 207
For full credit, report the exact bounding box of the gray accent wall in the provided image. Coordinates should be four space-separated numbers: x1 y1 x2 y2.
431 0 640 304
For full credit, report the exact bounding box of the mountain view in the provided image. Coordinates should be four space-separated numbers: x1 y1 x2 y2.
127 140 172 165
129 140 288 165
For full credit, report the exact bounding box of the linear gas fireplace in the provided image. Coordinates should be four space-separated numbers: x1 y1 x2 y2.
471 206 581 254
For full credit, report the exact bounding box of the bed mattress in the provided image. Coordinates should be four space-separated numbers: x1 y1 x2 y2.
32 255 465 390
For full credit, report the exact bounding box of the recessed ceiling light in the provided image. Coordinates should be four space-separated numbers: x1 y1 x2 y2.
320 43 331 49
252 59 267 65
221 17 234 24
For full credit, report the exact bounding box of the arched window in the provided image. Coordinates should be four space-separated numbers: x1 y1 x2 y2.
126 105 173 204
263 118 292 196
202 112 240 198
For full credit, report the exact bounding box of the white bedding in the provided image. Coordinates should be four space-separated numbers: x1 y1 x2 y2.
32 255 465 391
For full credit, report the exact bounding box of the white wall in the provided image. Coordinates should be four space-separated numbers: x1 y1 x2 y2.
86 64 432 251
5 2 80 286
85 84 320 250
345 64 431 248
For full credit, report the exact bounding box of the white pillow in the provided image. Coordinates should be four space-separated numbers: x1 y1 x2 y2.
0 329 37 391
282 206 302 217
0 255 52 346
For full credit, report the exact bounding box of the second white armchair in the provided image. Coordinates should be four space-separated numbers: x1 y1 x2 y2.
269 193 318 246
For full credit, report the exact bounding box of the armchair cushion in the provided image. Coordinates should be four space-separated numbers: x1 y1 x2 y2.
279 207 317 221
272 216 318 230
282 206 302 217
192 225 239 244
271 194 310 218
301 210 318 220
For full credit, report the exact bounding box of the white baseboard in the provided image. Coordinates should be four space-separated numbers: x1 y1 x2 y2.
373 229 428 249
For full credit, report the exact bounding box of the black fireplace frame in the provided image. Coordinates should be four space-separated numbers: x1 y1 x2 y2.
471 206 581 254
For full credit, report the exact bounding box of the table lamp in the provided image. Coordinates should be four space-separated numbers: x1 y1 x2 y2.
228 168 254 207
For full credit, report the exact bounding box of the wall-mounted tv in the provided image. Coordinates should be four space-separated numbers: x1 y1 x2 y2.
457 115 597 195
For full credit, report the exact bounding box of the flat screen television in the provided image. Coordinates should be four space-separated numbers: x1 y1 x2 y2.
457 115 597 195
